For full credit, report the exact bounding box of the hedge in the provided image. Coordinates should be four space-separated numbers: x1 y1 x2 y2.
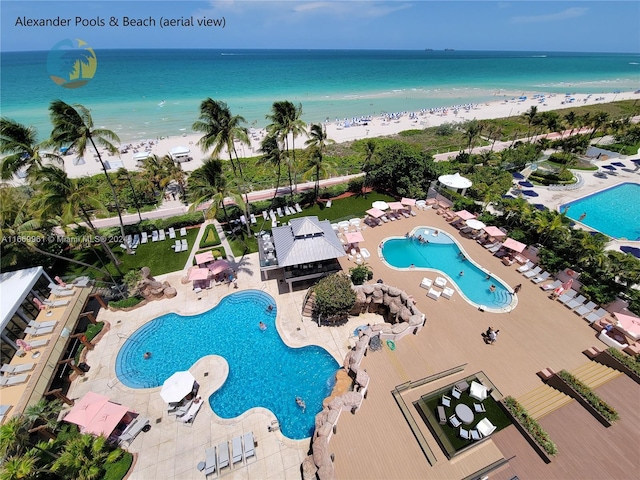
557 370 619 422
606 348 640 376
109 296 144 309
503 396 558 456
199 224 221 248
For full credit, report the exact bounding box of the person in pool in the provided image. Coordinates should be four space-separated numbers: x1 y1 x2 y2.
296 397 306 413
259 321 267 331
143 352 152 359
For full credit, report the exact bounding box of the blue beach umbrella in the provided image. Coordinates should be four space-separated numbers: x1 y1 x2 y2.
602 165 616 170
611 162 626 167
522 190 538 197
519 181 534 188
533 204 547 211
511 172 525 180
621 246 640 258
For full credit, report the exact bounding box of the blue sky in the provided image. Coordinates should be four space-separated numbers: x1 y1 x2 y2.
2 1 639 53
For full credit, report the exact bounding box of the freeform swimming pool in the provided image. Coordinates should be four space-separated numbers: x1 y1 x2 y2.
381 227 513 310
560 183 640 240
115 290 338 439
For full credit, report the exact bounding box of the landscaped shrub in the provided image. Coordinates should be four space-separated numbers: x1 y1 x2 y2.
313 273 356 322
349 264 372 285
606 348 640 376
348 177 364 193
199 224 221 248
503 396 558 456
557 370 619 422
109 296 144 309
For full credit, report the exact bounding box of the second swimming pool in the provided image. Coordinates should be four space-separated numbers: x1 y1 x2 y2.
382 227 513 310
115 290 338 439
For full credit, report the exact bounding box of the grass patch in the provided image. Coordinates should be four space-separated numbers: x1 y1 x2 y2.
109 296 144 309
103 451 134 480
199 224 221 248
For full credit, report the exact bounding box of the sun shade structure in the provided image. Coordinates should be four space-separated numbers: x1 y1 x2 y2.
170 145 190 157
438 172 472 194
483 226 506 237
195 251 215 265
84 402 130 436
388 202 405 210
371 201 389 211
366 208 386 218
133 151 150 162
188 268 210 281
401 198 416 206
161 371 196 403
502 238 527 253
64 392 133 437
466 219 486 230
208 259 231 275
454 210 476 220
615 312 640 340
64 392 110 428
345 232 365 244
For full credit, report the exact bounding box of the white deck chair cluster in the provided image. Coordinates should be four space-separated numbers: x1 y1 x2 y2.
200 432 255 477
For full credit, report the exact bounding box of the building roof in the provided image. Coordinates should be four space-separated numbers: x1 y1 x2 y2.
271 216 346 267
0 267 44 331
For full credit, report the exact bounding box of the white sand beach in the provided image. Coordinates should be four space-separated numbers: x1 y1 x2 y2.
59 90 639 178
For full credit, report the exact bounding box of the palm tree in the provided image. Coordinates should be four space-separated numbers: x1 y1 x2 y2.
523 106 538 139
305 123 335 152
266 101 307 202
0 454 40 480
259 133 285 208
589 111 610 140
361 139 377 197
533 210 568 246
52 434 122 480
116 168 142 222
161 155 186 200
24 399 63 441
563 111 577 137
192 98 250 177
0 118 63 181
47 100 131 254
187 158 229 222
302 146 337 202
463 120 482 153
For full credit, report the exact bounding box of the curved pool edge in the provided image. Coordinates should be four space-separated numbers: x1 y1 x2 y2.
378 227 518 314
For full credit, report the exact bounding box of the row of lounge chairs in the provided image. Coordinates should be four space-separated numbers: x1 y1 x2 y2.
262 204 303 222
0 373 30 388
201 432 256 477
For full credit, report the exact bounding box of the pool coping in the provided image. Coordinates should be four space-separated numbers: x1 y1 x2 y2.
377 226 518 314
558 181 640 242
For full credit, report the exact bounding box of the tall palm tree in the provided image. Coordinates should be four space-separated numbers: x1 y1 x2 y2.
302 146 337 202
259 133 285 208
266 101 307 202
47 100 131 254
589 111 610 140
116 168 142 222
0 118 63 181
161 155 186 200
305 123 335 152
463 120 482 153
52 434 122 480
563 111 577 137
192 98 250 177
523 106 538 139
187 158 229 222
361 140 377 197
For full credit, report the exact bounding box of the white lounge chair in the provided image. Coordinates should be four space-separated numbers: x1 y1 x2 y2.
217 442 230 472
451 386 462 399
152 230 159 242
180 227 187 236
243 432 256 462
517 261 534 273
177 400 202 424
204 446 217 476
565 295 587 310
0 374 29 387
427 288 441 300
28 320 57 329
420 278 433 289
441 395 451 407
232 436 243 465
43 299 69 307
131 234 140 249
262 210 268 220
295 203 303 213
1 363 34 375
474 403 486 413
435 276 447 288
574 301 597 316
442 287 455 299
24 325 54 336
361 248 371 259
585 308 607 323
250 214 257 225
74 276 91 288
169 227 176 239
118 416 150 445
523 266 542 278
325 200 332 208
540 279 562 291
141 232 148 244
159 229 166 241
51 287 74 297
277 207 283 218
27 339 49 348
531 271 550 284
470 381 488 401
181 239 188 252
174 239 181 252
487 243 503 253
449 414 461 428
557 289 578 304
470 429 482 440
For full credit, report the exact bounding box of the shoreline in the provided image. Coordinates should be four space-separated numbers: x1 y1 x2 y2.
51 90 640 178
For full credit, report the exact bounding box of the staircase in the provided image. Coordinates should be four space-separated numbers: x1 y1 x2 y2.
516 384 572 420
301 291 316 318
570 361 622 389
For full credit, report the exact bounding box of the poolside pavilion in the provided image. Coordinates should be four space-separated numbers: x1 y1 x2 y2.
259 216 345 292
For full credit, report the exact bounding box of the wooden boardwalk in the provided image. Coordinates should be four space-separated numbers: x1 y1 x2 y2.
329 207 640 479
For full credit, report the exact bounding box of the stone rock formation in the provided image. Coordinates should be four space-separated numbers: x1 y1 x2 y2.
135 267 175 301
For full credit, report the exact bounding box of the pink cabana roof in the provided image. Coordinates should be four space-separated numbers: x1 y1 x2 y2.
195 251 215 265
366 208 385 218
483 226 507 237
615 312 640 340
209 259 231 275
401 197 416 206
64 392 110 428
388 202 405 210
345 232 365 244
454 210 476 220
84 402 130 436
502 238 527 253
188 267 210 281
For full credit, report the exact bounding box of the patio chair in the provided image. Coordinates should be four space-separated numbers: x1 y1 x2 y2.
250 214 257 225
27 339 49 348
295 203 303 213
28 320 56 329
565 295 587 310
169 227 176 239
517 261 534 273
442 287 455 299
523 266 542 278
435 276 447 288
437 406 447 424
177 400 203 424
262 210 268 220
585 308 607 324
441 395 451 407
1 363 34 375
470 429 482 440
0 374 30 387
243 432 256 462
476 418 496 437
232 436 243 465
474 403 486 413
487 243 503 254
159 229 166 241
24 325 54 336
557 289 578 305
175 400 193 418
204 446 217 476
152 230 159 242
574 301 597 316
52 287 74 297
141 232 148 244
380 215 389 223
132 234 140 249
181 239 188 251
531 271 550 284
420 278 433 289
118 416 150 446
449 414 461 428
459 427 471 440
217 442 230 473
427 288 441 301
540 279 561 291
180 227 187 236
483 241 499 249
451 386 462 399
277 207 283 218
174 240 181 252
43 299 69 307
74 276 91 288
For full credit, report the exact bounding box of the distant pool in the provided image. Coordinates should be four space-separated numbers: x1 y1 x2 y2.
115 290 338 439
560 183 640 240
381 228 513 310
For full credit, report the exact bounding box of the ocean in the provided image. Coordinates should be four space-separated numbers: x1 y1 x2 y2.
2 49 639 142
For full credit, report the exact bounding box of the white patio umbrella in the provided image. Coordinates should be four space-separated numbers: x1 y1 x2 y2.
466 219 486 231
160 371 196 403
372 200 389 211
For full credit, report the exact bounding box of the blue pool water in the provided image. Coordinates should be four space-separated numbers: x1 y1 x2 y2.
115 290 338 439
382 228 512 309
560 183 640 240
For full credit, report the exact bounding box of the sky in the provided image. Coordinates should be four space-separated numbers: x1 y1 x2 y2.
1 1 639 53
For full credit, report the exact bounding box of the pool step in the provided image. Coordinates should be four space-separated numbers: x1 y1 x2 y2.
516 384 572 419
570 361 622 389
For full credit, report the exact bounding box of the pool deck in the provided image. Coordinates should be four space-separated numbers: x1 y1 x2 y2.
68 189 640 479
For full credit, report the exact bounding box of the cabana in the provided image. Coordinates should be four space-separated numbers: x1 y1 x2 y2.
64 391 138 441
502 238 527 253
366 208 386 218
170 146 191 163
195 251 215 266
438 172 472 195
453 210 476 221
615 312 640 341
188 267 210 289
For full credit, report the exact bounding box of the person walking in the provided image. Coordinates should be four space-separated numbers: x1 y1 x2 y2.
488 329 500 344
513 284 522 294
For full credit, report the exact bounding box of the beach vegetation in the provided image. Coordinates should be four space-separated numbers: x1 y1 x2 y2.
556 370 619 422
312 273 356 323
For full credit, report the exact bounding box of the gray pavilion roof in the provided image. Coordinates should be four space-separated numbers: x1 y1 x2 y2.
271 216 346 267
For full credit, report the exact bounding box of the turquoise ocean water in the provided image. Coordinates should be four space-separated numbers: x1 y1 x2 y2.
2 49 639 142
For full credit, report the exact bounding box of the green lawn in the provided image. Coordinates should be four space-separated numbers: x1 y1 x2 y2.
103 452 134 480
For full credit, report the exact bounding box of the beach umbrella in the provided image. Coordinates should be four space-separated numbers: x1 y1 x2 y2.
533 204 547 211
611 162 626 167
602 165 616 170
483 226 506 238
502 237 527 253
388 201 404 210
83 402 130 437
518 181 534 188
522 190 538 197
195 251 215 265
621 246 640 258
63 392 110 429
161 371 196 403
366 207 386 218
614 312 640 340
511 172 525 180
372 201 389 211
209 259 231 275
400 198 416 206
345 232 365 244
466 219 486 230
454 210 476 221
188 268 210 281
